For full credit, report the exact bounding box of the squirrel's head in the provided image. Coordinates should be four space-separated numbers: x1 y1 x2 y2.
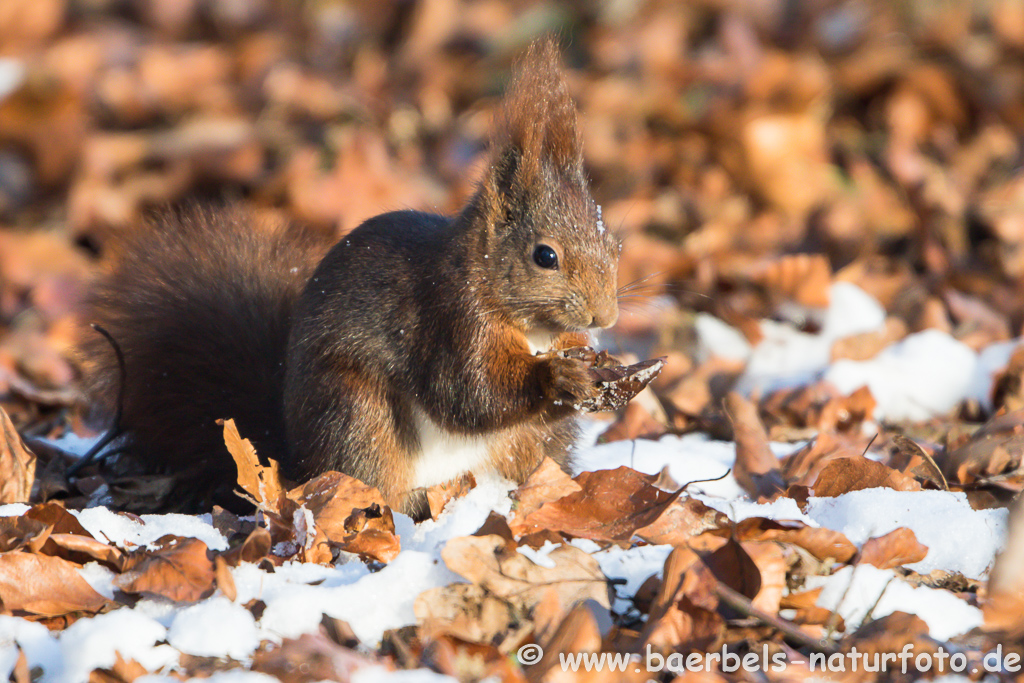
467 39 619 334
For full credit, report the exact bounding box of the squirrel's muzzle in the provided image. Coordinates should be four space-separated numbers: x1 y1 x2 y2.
591 301 619 329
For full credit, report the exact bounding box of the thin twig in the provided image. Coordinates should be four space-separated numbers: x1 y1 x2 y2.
715 582 836 653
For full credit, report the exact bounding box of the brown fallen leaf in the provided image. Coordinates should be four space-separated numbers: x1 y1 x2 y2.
782 430 871 486
0 516 50 553
780 588 838 627
426 473 476 520
24 501 92 535
422 635 527 683
741 541 787 614
597 399 668 443
986 495 1024 633
252 632 380 683
529 601 647 683
285 471 399 563
214 556 236 602
414 583 515 644
0 552 107 616
115 536 216 602
337 503 400 563
93 652 148 683
943 409 1024 486
510 467 686 543
221 418 283 512
43 533 125 572
441 535 611 613
641 547 723 652
750 253 832 308
698 538 761 601
859 528 929 570
509 457 582 529
725 392 786 500
889 434 948 490
220 526 271 567
816 386 877 434
634 497 728 547
992 346 1024 414
811 456 922 497
0 406 36 504
831 317 908 363
735 517 857 563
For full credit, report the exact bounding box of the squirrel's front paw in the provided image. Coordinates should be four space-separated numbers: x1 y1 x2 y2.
539 356 599 407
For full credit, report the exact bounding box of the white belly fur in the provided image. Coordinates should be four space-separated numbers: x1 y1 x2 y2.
411 405 496 488
525 330 558 355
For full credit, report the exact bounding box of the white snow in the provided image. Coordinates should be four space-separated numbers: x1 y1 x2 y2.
695 313 751 362
73 508 228 551
167 598 261 659
60 609 176 683
255 550 459 645
736 282 887 395
826 330 978 421
812 564 982 640
517 540 561 568
805 489 1006 580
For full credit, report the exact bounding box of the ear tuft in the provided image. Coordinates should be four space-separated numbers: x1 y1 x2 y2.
497 38 583 178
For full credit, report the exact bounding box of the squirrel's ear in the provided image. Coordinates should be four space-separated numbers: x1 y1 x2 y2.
493 38 584 184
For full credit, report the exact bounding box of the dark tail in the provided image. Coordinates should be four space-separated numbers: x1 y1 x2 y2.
79 206 328 507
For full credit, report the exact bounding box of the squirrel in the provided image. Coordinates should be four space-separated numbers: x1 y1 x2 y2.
79 40 620 517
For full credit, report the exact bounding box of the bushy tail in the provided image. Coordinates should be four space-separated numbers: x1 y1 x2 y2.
80 206 328 506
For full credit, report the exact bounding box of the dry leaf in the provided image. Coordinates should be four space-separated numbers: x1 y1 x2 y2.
511 467 686 543
214 555 237 602
415 583 514 644
221 418 283 511
725 392 786 500
441 535 611 613
285 471 399 563
220 526 271 567
0 406 35 503
635 497 728 547
735 517 857 563
252 632 379 682
510 457 582 525
859 528 929 570
0 552 107 616
115 536 216 602
811 456 922 497
426 473 476 520
641 547 723 652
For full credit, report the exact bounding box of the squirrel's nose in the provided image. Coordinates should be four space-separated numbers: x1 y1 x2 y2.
591 301 619 329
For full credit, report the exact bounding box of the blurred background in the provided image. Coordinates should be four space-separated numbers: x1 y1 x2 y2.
2 0 1024 445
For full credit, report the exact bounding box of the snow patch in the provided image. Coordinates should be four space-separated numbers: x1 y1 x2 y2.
73 508 228 551
825 330 978 421
167 598 260 659
812 564 982 640
805 489 1006 580
60 609 176 683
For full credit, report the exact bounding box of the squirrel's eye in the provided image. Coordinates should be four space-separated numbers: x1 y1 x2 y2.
533 244 559 270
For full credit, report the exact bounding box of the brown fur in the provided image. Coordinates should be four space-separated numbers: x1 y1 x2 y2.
80 39 619 517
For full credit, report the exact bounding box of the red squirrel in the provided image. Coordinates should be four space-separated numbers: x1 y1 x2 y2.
80 40 620 516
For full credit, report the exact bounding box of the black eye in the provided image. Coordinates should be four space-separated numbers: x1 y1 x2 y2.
533 244 559 269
